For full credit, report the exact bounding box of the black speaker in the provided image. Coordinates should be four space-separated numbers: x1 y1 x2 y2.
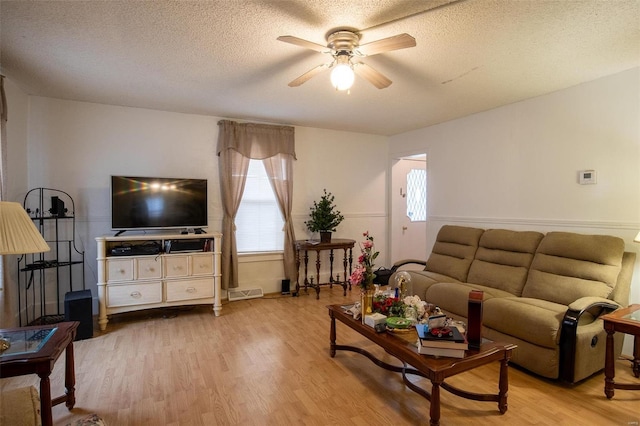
64 290 93 340
50 196 67 217
281 279 290 295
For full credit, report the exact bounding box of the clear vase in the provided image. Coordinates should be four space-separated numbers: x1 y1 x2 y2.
405 306 417 322
360 288 375 324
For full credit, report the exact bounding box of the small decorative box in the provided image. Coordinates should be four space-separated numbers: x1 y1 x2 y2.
364 313 387 328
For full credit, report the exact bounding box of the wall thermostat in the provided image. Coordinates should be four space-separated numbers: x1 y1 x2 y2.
578 170 597 184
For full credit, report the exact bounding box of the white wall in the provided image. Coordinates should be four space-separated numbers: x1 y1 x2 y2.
3 94 387 324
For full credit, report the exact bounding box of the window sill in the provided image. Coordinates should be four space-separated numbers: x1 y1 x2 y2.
238 252 283 263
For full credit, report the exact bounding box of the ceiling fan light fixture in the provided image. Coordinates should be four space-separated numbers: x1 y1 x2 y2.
330 55 354 91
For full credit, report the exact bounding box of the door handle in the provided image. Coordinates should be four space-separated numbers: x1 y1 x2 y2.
402 226 408 231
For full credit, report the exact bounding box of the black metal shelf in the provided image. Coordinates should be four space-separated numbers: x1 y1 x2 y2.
17 188 85 326
30 215 76 220
20 260 85 272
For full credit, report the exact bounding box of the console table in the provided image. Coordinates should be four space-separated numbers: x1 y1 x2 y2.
294 239 355 299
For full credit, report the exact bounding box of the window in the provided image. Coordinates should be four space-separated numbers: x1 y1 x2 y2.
235 159 284 252
406 168 426 222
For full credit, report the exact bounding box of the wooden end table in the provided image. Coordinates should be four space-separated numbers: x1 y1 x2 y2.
602 304 640 398
0 321 79 426
295 239 355 299
327 304 516 426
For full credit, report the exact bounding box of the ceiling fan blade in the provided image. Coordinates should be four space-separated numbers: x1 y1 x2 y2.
288 63 331 87
277 35 328 53
356 33 416 56
353 62 392 89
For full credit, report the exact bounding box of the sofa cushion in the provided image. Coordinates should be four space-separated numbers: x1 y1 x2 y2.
467 229 544 296
522 232 625 306
483 297 567 348
425 281 514 318
424 225 484 282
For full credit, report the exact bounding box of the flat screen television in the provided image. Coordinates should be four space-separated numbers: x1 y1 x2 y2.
111 176 208 233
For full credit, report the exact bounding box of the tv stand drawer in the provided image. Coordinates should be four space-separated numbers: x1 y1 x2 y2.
107 282 162 307
166 278 214 302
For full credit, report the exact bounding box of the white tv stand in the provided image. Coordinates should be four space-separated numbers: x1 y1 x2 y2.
95 232 222 331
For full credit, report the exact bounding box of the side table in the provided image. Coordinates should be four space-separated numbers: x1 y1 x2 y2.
295 238 355 299
0 321 79 426
601 304 640 398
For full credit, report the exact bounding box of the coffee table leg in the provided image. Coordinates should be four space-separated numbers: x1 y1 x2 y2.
498 356 509 414
329 311 336 358
429 381 441 426
38 374 53 426
65 340 76 409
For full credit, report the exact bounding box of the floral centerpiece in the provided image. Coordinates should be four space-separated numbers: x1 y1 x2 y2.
372 294 405 317
349 231 379 291
349 231 379 322
372 292 431 322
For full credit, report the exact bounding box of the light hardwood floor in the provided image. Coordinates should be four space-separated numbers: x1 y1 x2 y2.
2 289 639 425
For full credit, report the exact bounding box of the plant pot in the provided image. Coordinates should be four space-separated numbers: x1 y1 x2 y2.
320 231 332 243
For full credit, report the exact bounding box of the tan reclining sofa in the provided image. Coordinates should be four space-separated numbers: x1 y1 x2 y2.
392 225 636 383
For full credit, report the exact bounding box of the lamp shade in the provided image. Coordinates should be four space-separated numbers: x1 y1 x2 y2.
0 201 50 254
635 231 640 243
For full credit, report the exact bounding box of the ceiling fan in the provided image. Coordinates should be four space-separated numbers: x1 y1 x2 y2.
277 29 416 90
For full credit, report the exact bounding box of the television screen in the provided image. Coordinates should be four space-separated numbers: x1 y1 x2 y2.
111 176 208 231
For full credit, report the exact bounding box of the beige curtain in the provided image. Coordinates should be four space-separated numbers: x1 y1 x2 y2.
217 120 296 289
263 154 297 281
1 75 7 200
0 76 7 304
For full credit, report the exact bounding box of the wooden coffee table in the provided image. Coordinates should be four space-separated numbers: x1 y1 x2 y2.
602 304 640 398
0 321 79 426
328 305 516 426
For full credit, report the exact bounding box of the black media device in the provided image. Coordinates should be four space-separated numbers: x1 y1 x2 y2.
64 290 93 340
164 239 207 253
110 176 208 233
281 279 290 295
50 196 67 217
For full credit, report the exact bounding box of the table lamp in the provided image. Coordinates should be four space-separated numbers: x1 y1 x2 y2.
0 201 50 352
634 232 640 243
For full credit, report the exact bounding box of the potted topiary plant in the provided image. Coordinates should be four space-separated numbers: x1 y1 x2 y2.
305 189 344 243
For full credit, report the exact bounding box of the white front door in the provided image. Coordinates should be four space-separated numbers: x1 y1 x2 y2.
390 155 427 264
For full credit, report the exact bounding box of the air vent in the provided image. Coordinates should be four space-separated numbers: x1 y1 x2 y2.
227 287 264 301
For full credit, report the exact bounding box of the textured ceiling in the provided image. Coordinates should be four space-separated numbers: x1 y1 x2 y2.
1 0 639 136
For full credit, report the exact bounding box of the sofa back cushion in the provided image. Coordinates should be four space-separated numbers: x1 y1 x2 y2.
467 229 544 296
522 232 625 305
425 225 484 282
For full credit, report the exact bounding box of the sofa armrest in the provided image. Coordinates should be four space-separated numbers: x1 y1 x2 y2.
392 259 427 269
559 299 620 383
373 260 427 285
568 297 621 316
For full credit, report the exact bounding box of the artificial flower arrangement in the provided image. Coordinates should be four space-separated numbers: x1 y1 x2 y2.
372 294 405 317
349 231 379 291
372 292 434 322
